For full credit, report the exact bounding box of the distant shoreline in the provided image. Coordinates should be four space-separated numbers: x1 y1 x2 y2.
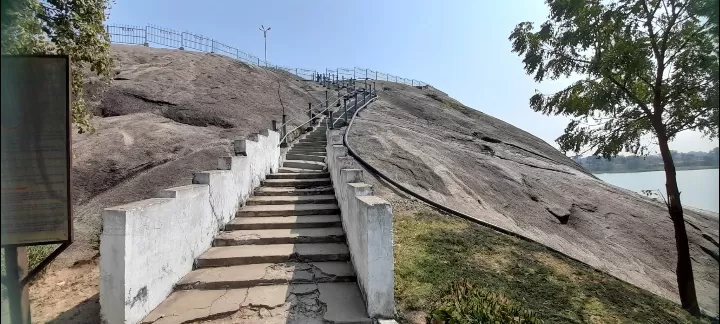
593 166 719 175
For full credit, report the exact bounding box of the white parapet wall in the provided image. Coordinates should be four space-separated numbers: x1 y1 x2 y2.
100 130 280 324
326 128 395 318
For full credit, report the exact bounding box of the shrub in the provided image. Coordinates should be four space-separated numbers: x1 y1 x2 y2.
428 281 543 324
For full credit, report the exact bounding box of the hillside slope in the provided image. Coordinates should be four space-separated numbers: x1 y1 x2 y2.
29 45 329 322
70 45 328 256
349 81 720 314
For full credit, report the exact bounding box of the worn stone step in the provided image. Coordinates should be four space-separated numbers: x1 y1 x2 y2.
263 178 331 188
174 261 355 290
283 160 325 171
286 153 325 162
237 203 339 217
196 243 350 267
266 172 329 179
144 282 371 324
247 195 336 205
255 186 334 196
214 227 345 246
278 166 326 173
225 215 342 230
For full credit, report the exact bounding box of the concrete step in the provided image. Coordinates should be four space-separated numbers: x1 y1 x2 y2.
299 138 326 143
297 142 326 146
279 166 326 173
144 283 371 324
225 215 342 230
266 172 329 179
283 160 326 171
288 149 326 155
174 261 355 290
291 145 326 150
263 178 331 188
255 186 334 196
237 203 339 217
286 153 325 162
196 243 350 267
214 227 345 246
247 195 336 205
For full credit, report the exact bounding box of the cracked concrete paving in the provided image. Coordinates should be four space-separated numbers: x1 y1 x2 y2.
175 262 355 290
144 283 371 324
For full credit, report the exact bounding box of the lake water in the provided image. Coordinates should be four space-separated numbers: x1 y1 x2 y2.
596 169 719 213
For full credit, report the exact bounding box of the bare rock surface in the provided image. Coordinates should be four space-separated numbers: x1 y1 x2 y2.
348 81 719 314
66 45 328 258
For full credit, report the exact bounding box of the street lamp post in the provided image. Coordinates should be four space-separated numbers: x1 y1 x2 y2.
259 25 271 66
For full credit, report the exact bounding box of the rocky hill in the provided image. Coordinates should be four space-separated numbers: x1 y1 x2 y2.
348 81 719 314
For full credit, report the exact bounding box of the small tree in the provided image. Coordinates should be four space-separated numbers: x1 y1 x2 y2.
1 0 113 133
509 0 718 315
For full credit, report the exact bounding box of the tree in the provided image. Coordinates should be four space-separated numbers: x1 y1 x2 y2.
1 0 113 133
509 0 718 315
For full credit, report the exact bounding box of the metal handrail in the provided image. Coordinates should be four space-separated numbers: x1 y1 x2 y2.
278 92 345 145
278 92 340 129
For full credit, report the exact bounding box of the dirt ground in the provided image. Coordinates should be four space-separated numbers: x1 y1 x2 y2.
348 81 719 315
29 44 330 323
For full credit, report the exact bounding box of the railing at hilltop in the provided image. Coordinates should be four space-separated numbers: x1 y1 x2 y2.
106 24 316 79
106 24 429 87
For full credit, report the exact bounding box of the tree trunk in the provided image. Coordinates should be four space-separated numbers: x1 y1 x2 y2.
654 122 701 316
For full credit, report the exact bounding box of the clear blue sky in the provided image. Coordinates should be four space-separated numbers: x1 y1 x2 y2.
108 0 717 153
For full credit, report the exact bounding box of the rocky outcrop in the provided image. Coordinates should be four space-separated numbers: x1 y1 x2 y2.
348 81 719 314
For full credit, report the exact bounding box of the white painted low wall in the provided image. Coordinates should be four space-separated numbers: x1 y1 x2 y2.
100 130 280 324
326 128 395 318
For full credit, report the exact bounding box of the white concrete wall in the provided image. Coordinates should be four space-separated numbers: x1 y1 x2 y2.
100 130 280 324
326 128 395 318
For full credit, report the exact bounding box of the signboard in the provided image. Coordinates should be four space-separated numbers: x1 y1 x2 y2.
1 55 72 246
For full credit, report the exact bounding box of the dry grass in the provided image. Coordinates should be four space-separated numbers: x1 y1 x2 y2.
393 207 712 324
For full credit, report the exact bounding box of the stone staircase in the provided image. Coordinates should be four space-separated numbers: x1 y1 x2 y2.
142 122 371 324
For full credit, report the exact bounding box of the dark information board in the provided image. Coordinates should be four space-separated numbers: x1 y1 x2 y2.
1 55 72 246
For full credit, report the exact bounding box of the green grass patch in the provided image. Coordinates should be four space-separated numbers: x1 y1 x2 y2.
394 208 709 324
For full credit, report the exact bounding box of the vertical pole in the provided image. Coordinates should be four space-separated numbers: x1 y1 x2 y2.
365 69 368 79
375 71 378 79
144 26 148 46
353 69 356 79
325 91 329 110
281 114 288 147
354 93 358 111
211 39 214 53
308 103 313 124
344 99 348 123
272 120 278 131
5 247 30 324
